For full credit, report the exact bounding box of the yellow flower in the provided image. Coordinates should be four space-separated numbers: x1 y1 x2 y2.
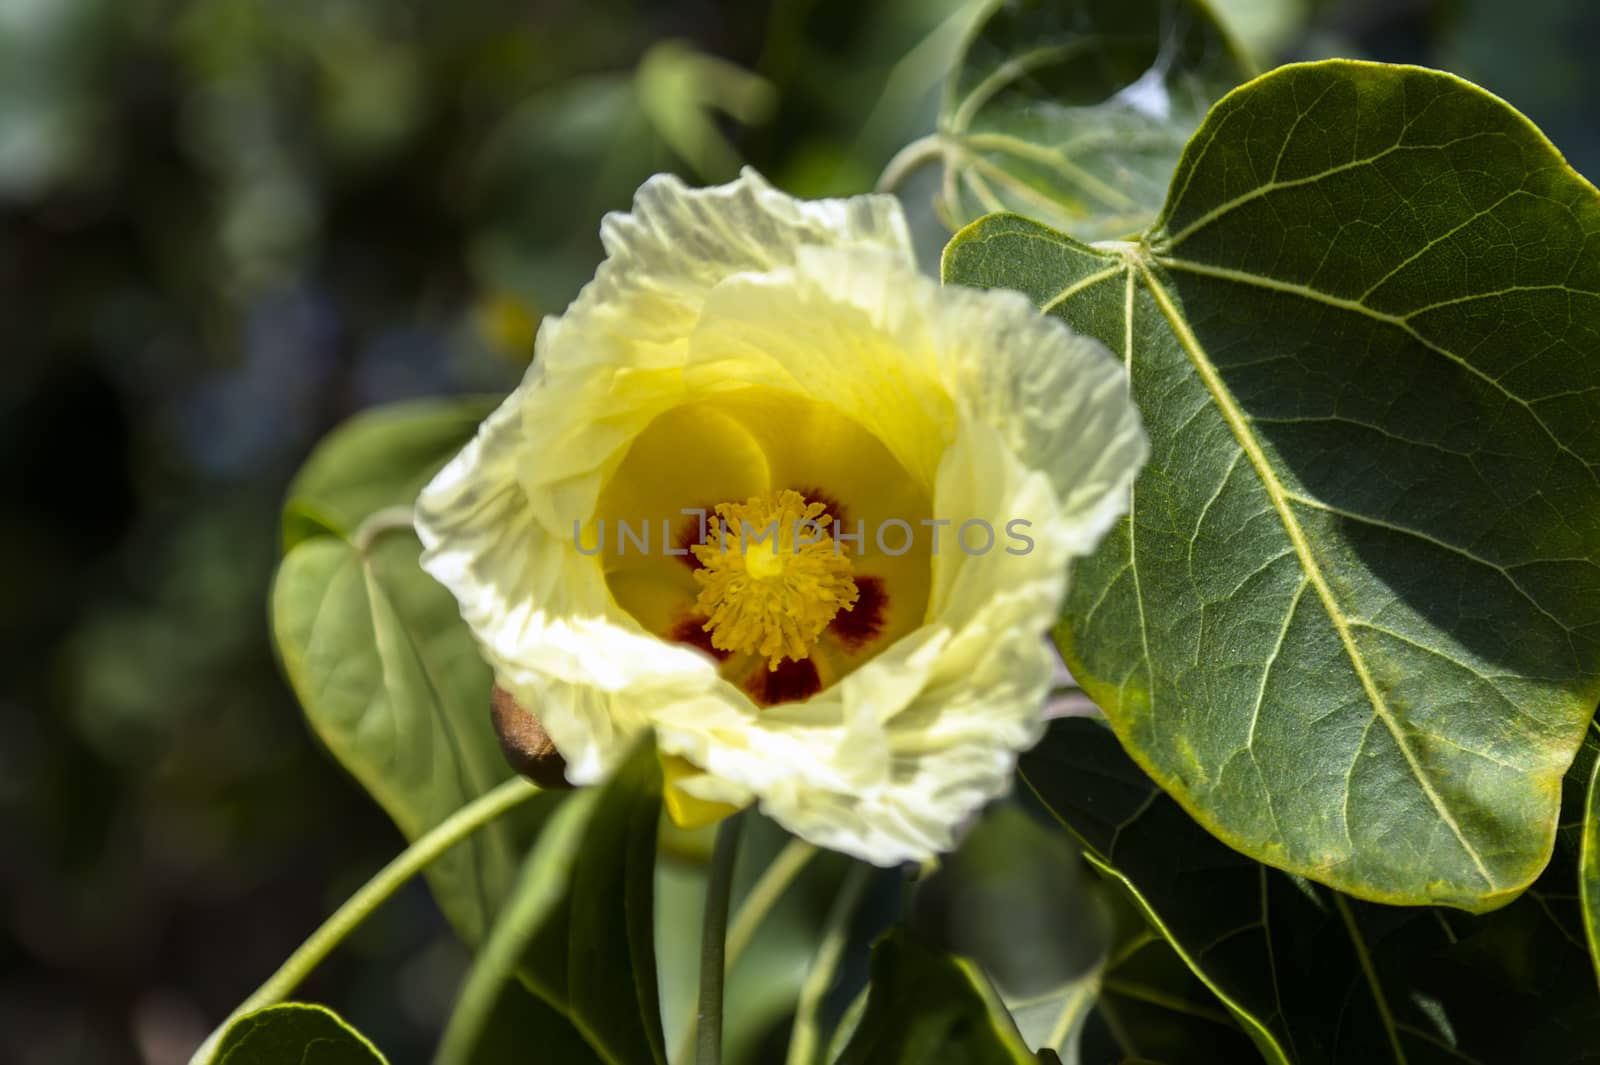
416 169 1146 864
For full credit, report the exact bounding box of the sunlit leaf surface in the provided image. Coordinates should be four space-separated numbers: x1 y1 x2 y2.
272 400 532 946
946 60 1600 910
282 397 499 548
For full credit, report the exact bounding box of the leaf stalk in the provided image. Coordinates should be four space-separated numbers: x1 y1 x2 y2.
188 776 541 1065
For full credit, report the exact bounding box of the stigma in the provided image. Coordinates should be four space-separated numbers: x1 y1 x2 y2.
691 489 858 670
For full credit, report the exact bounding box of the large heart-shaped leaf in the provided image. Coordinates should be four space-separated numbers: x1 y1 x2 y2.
274 529 526 945
212 1004 387 1065
1021 717 1600 1064
926 0 1250 240
273 399 536 948
945 59 1600 910
436 738 666 1065
835 929 1037 1065
282 397 498 549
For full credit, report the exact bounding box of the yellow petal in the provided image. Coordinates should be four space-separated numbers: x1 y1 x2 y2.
661 753 744 830
417 169 1148 867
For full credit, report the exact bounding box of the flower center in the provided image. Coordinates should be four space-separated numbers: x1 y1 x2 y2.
691 489 859 669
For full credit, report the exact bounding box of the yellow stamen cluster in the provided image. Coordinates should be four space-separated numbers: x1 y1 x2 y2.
691 490 858 669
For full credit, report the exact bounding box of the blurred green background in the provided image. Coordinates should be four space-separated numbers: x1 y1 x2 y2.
2 1 1597 1061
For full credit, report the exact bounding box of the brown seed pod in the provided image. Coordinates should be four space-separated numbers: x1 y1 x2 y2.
490 684 573 789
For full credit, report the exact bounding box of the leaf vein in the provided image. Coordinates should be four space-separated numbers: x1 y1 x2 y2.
1040 263 1125 315
1137 260 1499 892
1284 490 1585 639
1155 254 1600 496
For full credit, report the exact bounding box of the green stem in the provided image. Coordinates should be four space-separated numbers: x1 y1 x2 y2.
696 812 746 1065
352 505 416 553
785 863 871 1065
677 837 819 1061
189 776 541 1064
726 838 817 978
876 133 946 193
823 985 870 1062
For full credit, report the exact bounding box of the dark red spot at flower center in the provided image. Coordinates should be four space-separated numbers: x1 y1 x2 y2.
669 614 729 661
745 657 822 706
790 486 848 530
828 575 886 650
675 509 711 570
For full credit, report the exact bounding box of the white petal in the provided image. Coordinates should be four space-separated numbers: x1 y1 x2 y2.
520 172 915 531
418 173 916 731
415 388 723 784
644 245 1146 864
574 169 911 342
416 172 1147 865
537 168 913 378
928 276 1149 557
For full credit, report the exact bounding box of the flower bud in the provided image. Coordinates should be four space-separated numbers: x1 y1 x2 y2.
490 684 572 789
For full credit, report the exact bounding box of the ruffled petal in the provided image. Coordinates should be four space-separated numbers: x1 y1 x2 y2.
637 244 1144 864
563 167 913 350
419 174 915 733
417 170 1147 863
415 390 724 787
516 171 915 532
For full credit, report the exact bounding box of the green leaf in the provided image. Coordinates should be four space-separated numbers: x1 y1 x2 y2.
272 529 527 946
212 1003 387 1065
927 0 1250 240
1021 717 1600 1064
836 929 1037 1065
720 841 838 1065
454 984 601 1065
1020 721 1292 1064
908 804 1113 1060
1006 960 1100 1060
634 40 775 182
438 738 667 1065
1075 926 1261 1065
944 58 1600 910
282 397 498 549
913 805 1256 1065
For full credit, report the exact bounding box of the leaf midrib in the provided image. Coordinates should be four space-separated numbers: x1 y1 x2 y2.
1128 254 1499 892
357 549 505 939
1122 268 1159 731
1150 254 1600 491
1052 243 1499 893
